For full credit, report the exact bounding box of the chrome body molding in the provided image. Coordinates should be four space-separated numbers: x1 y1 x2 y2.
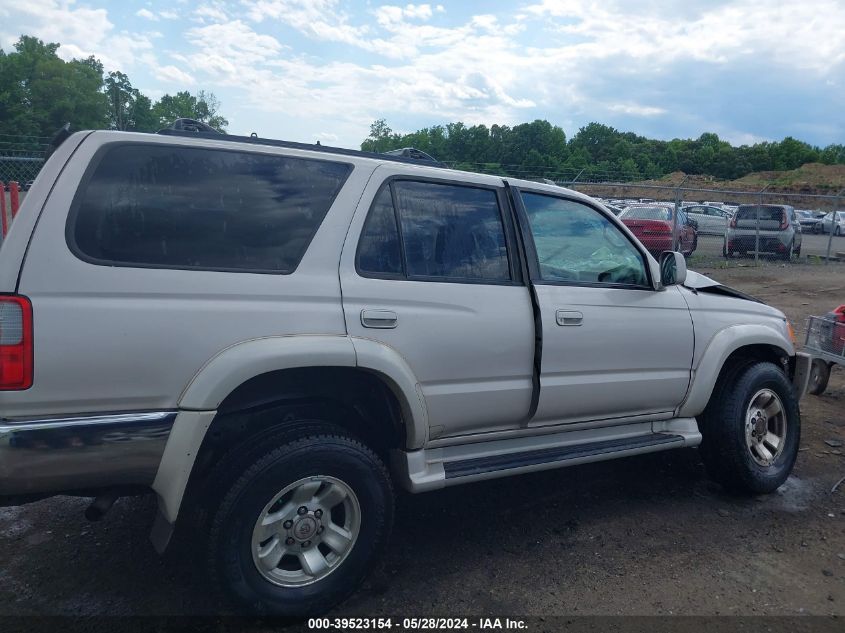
0 411 176 497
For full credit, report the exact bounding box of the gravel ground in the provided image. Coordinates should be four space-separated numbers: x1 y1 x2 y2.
1 262 844 621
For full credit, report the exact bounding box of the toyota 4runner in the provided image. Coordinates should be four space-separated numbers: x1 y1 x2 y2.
0 125 811 616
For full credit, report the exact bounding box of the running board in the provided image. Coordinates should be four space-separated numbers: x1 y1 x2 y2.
392 418 701 493
444 433 683 479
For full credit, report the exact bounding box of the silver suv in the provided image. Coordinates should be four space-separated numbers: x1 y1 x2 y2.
724 204 802 260
0 127 811 616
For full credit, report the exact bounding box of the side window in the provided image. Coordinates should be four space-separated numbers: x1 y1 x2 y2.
520 192 648 287
357 180 511 283
394 181 510 282
70 144 351 273
356 185 402 276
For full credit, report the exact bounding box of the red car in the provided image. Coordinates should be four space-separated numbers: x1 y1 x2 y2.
619 205 697 257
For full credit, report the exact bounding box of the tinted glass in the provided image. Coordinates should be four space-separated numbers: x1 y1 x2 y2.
71 144 351 273
522 193 648 286
621 206 672 221
736 205 785 222
357 185 402 275
393 181 510 282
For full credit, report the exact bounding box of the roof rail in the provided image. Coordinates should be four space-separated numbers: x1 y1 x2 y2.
383 147 446 167
158 118 221 134
156 123 447 169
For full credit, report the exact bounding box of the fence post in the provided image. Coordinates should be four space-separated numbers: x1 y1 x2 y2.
827 189 843 264
755 184 770 266
673 177 687 252
9 181 20 218
0 183 6 238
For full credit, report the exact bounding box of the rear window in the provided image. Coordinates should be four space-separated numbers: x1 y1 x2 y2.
736 205 785 222
620 206 671 221
68 144 352 273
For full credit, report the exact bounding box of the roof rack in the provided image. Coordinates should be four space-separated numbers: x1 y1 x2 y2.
156 121 446 169
383 147 446 167
160 118 221 134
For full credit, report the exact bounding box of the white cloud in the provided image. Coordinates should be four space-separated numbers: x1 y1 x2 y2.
194 4 229 23
1 0 842 147
0 0 112 55
155 64 196 85
607 103 667 117
521 0 845 74
136 8 158 21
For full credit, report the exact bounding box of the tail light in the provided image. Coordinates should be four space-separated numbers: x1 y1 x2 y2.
779 214 788 230
729 215 738 228
0 296 33 390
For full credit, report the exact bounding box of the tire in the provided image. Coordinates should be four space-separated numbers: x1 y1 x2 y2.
723 242 733 259
698 361 800 495
836 226 841 237
808 359 831 395
782 240 794 261
206 423 394 617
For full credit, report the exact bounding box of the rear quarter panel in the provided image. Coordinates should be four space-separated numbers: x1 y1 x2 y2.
3 132 375 418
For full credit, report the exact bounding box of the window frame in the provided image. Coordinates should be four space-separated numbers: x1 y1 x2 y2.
511 187 654 291
354 175 523 286
64 141 354 275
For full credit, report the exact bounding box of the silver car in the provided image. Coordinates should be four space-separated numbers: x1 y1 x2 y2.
812 211 845 236
724 204 802 260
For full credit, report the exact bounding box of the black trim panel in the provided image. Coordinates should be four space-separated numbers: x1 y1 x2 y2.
444 433 684 479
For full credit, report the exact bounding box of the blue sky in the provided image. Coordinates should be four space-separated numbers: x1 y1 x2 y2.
1 0 843 148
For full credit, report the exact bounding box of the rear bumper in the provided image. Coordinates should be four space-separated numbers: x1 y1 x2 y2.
726 233 791 253
0 411 175 501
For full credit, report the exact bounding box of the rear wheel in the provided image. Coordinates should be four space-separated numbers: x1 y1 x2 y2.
781 240 795 261
836 226 841 237
698 362 800 494
808 359 831 395
206 423 394 616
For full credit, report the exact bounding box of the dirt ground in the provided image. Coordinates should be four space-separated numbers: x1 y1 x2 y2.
1 262 844 621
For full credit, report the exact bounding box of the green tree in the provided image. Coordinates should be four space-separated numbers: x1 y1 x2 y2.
104 71 157 132
0 36 108 138
151 90 228 131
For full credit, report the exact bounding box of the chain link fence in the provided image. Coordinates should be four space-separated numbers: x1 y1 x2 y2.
0 134 48 184
2 133 843 265
546 181 845 267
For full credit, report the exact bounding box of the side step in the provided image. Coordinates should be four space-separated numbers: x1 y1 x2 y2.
444 433 683 479
393 419 701 493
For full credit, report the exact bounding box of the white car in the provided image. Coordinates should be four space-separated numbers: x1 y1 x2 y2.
683 204 732 235
812 211 845 236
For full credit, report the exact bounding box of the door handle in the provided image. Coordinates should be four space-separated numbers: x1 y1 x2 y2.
361 309 398 329
556 310 583 326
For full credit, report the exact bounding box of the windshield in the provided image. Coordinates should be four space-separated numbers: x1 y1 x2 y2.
620 206 672 221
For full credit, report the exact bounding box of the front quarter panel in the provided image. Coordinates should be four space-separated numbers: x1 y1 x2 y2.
678 287 793 417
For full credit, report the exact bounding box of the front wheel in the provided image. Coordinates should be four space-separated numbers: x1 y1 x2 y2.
207 426 394 616
698 361 800 494
836 226 842 237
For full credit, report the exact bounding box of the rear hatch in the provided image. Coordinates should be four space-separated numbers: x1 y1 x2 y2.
733 205 786 232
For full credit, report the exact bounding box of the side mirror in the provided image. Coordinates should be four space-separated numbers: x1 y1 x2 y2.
659 251 687 287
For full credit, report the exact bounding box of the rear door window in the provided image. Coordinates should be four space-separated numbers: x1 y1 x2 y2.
356 179 512 283
69 144 352 273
